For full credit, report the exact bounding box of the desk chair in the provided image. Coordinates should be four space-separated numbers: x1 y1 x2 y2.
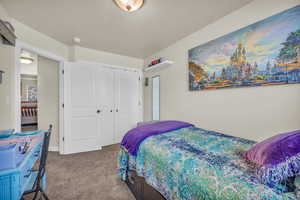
22 125 52 200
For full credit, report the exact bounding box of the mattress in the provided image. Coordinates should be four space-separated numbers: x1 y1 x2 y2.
118 126 297 200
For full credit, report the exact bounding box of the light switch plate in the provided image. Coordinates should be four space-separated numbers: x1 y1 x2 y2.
0 70 4 84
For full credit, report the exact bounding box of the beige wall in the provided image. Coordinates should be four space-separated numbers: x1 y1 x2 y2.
0 2 143 134
71 45 144 69
144 0 300 142
1 4 66 133
38 56 59 149
10 20 144 69
0 43 14 129
3 0 299 146
0 3 10 22
0 3 14 130
11 19 69 59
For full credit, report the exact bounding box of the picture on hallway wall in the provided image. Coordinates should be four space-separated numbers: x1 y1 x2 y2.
27 86 37 102
188 5 300 91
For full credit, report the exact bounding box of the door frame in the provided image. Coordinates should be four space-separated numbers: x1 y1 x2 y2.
13 40 66 154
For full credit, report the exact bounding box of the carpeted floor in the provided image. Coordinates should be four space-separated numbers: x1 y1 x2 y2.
44 144 135 200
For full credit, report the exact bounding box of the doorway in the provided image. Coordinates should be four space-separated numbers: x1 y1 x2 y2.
20 50 38 131
15 42 64 153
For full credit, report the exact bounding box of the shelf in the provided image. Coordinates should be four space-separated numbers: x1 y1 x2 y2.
143 60 174 72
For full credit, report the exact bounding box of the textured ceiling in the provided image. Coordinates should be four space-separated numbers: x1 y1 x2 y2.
1 0 252 58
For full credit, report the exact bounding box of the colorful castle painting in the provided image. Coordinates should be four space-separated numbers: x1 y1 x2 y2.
188 5 300 90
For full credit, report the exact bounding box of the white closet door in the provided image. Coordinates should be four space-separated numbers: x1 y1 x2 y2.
64 62 101 154
115 70 140 143
95 66 115 146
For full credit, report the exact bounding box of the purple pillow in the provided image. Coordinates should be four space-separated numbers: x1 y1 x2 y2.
244 130 300 185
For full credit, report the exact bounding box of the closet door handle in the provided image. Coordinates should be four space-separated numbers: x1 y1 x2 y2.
116 109 119 112
97 110 101 114
110 110 113 113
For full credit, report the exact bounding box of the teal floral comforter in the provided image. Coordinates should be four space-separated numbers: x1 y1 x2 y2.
118 126 297 200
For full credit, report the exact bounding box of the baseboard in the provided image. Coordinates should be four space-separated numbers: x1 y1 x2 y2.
48 146 59 152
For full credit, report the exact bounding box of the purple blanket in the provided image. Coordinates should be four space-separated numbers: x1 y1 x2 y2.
121 120 193 156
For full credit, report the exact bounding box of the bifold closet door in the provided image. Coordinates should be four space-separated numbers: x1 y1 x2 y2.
95 67 115 147
64 63 141 153
64 62 101 154
114 70 140 143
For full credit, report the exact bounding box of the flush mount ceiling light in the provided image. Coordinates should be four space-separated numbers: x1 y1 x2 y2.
20 50 34 64
20 57 34 64
114 0 144 12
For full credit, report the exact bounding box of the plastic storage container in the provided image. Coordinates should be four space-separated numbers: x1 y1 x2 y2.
0 144 17 170
14 131 40 137
0 129 14 139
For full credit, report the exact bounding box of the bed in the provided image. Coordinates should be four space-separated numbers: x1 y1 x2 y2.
118 125 297 200
21 101 38 127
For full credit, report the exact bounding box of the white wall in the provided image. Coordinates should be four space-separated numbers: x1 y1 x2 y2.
71 45 144 69
144 0 300 142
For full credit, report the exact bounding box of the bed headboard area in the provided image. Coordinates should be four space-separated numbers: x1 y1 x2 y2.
21 101 37 126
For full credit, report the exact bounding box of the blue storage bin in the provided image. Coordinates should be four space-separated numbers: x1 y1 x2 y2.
15 131 40 137
0 144 17 170
0 129 14 139
0 131 45 200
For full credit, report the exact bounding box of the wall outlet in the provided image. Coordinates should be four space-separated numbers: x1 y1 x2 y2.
145 77 149 87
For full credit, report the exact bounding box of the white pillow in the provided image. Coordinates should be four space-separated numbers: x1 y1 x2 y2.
137 121 159 127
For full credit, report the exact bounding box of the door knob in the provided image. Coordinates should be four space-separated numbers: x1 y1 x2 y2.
110 110 113 112
116 109 119 112
97 110 101 114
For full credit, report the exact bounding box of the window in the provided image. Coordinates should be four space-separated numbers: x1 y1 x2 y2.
152 76 160 120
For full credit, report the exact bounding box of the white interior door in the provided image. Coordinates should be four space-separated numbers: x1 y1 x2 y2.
115 70 140 143
95 66 115 147
64 62 101 154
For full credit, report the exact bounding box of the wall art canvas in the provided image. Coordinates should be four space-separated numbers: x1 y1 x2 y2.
188 5 300 90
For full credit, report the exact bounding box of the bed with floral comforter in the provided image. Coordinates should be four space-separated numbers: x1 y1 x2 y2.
118 126 297 200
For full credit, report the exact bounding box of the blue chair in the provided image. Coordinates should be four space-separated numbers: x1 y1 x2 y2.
21 125 52 200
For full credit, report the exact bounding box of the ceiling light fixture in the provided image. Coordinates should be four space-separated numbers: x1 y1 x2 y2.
20 57 34 64
114 0 144 12
73 37 81 44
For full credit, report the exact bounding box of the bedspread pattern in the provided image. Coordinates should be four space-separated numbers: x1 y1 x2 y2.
118 127 296 200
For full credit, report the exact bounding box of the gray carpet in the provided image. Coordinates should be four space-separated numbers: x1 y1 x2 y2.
45 144 135 200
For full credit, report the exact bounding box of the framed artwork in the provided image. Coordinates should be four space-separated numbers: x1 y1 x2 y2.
188 5 300 90
27 85 37 102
